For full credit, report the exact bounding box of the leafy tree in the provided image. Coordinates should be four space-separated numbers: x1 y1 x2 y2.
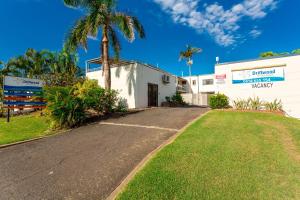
260 51 278 58
292 49 300 55
63 0 145 90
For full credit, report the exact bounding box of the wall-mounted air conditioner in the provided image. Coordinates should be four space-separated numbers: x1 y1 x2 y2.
162 74 170 84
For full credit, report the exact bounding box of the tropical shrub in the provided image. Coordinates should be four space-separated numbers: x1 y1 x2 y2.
249 97 263 110
233 98 250 110
74 80 106 113
164 92 185 106
171 92 185 104
265 99 283 111
45 86 86 128
209 93 229 109
45 79 121 128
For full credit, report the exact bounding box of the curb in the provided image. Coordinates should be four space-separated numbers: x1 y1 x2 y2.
106 110 211 200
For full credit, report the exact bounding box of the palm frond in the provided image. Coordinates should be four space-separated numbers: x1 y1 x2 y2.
111 13 134 41
108 26 121 60
131 16 145 39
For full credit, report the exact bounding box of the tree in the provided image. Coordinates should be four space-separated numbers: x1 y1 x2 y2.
63 0 145 90
179 45 202 93
292 49 300 55
260 51 278 58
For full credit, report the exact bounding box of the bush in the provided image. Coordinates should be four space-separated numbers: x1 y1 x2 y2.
171 92 184 104
209 93 229 109
165 92 185 105
264 99 283 111
45 86 86 128
45 79 120 128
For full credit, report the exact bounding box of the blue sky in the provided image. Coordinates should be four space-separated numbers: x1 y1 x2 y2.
0 0 299 76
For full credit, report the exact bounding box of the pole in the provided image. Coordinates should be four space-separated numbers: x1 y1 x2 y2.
7 108 10 123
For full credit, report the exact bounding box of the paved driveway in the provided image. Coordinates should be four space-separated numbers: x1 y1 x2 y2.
0 107 208 200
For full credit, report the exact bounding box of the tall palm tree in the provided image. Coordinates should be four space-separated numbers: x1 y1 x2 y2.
179 45 202 93
64 0 145 90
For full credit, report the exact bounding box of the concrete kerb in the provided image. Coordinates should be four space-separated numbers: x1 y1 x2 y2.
106 110 211 200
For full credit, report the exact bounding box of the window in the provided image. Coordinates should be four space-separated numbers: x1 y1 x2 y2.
181 80 187 85
192 80 197 85
202 79 214 85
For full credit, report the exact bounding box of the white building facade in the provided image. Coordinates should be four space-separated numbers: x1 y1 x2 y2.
86 55 300 119
86 59 177 109
215 55 300 118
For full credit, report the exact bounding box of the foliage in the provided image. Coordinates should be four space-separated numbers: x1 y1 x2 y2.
165 92 185 105
179 45 202 67
45 79 120 128
209 93 229 109
5 48 82 86
249 97 263 110
260 49 300 58
233 97 283 112
64 0 145 90
292 49 300 55
115 98 129 112
233 98 250 110
45 86 86 128
171 92 185 104
264 99 283 111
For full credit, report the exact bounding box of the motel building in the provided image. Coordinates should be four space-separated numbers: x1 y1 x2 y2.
86 54 300 119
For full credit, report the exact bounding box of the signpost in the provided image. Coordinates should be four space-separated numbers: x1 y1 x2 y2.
2 76 46 122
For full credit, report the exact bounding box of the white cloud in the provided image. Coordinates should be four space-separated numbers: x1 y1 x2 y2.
153 0 277 46
249 28 262 38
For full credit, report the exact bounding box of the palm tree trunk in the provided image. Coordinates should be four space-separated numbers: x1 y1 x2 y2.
102 28 111 90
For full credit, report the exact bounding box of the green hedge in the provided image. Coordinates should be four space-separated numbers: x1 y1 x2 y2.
209 93 229 109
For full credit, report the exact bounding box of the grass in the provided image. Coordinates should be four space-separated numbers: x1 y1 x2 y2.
118 110 300 200
0 112 51 145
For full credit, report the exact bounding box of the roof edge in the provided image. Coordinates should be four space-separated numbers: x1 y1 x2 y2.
216 54 300 66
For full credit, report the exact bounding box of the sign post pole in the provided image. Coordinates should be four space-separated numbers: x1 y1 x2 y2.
7 108 10 123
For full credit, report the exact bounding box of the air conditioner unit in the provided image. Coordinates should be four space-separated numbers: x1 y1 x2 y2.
162 74 170 84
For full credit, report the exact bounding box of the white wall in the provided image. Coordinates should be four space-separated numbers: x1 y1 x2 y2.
86 63 138 109
183 74 215 94
136 63 177 108
215 55 300 118
86 62 177 109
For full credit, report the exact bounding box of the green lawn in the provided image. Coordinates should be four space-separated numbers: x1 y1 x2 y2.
0 113 51 145
118 111 300 200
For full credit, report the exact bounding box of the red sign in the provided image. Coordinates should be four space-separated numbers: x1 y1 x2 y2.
216 74 226 79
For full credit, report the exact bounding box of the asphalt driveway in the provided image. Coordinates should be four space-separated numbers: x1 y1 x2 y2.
0 107 208 200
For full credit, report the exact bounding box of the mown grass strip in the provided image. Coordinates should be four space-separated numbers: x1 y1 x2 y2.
117 111 300 200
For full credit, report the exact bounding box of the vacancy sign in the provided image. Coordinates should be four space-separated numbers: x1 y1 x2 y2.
232 67 285 84
3 76 46 109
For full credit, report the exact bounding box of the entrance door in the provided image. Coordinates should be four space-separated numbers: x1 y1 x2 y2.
148 83 158 107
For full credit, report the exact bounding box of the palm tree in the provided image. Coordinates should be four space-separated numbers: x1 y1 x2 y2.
64 0 145 90
7 48 50 79
179 45 202 93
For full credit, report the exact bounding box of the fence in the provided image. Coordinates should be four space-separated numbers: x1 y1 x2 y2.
182 93 213 106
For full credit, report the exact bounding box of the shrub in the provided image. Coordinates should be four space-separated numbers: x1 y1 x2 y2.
45 86 86 128
44 79 120 128
115 97 128 112
233 98 250 110
265 99 283 111
209 93 229 109
171 92 184 104
74 80 106 113
249 97 262 110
